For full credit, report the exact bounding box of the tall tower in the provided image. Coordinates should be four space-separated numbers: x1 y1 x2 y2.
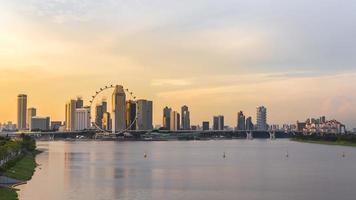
27 108 37 130
17 94 27 130
237 111 246 130
112 85 126 133
256 106 267 130
213 115 224 130
65 99 76 131
126 100 137 130
163 106 172 130
95 104 104 128
246 116 254 130
136 99 153 130
170 111 180 131
181 105 190 130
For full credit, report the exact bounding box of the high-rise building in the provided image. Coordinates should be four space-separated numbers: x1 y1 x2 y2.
65 99 76 131
102 112 111 130
31 116 50 131
17 94 27 130
112 85 126 133
213 115 224 130
95 104 103 128
126 100 136 130
163 106 172 130
102 100 107 113
170 111 180 131
136 99 153 130
27 107 37 130
94 100 107 129
181 105 190 130
202 121 210 131
76 97 83 108
256 106 267 130
237 111 246 130
75 108 90 131
246 117 254 130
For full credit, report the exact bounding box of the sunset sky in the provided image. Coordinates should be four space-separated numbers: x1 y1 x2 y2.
1 0 356 128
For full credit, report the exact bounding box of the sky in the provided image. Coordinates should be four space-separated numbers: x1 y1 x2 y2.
0 0 356 128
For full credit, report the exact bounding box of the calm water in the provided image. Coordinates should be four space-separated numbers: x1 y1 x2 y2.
17 140 356 200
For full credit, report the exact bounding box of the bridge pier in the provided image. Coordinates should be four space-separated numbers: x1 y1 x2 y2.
269 131 276 140
246 132 253 140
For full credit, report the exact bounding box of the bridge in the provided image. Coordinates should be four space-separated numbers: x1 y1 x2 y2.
1 130 300 140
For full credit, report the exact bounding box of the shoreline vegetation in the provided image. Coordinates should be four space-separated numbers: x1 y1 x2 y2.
292 134 356 147
0 135 38 200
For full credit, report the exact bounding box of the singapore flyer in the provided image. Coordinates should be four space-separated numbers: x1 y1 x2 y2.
89 84 137 135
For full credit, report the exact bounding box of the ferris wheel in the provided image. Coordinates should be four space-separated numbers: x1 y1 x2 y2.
89 84 137 135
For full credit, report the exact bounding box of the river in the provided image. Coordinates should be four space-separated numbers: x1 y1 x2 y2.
17 139 356 200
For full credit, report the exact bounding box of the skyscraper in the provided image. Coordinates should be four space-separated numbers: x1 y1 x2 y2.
170 111 180 131
246 117 254 130
102 112 111 131
27 107 37 130
101 100 107 113
181 105 190 130
94 100 107 129
126 100 137 130
95 104 103 128
219 115 224 130
256 106 267 130
112 85 126 133
213 115 224 130
76 97 83 108
65 99 76 131
163 106 172 130
237 111 246 130
17 94 27 130
136 99 153 130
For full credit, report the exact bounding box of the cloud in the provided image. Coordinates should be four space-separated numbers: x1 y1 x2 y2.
151 79 192 87
155 72 356 127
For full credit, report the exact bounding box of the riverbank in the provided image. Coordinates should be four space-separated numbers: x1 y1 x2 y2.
292 138 356 147
0 135 38 200
0 152 38 200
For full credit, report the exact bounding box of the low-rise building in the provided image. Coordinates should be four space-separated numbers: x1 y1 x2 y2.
301 117 346 134
31 117 50 131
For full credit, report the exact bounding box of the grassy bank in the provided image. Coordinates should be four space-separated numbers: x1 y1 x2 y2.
292 138 356 147
0 187 18 200
0 152 38 200
0 135 38 200
4 152 37 181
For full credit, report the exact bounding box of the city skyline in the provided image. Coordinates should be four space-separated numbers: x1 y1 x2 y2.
1 0 356 127
0 91 353 130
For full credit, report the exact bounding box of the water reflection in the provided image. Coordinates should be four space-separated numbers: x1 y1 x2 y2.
17 140 356 200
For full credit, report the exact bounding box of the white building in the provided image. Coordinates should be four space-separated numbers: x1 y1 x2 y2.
303 119 346 134
75 108 91 131
136 99 153 130
256 106 267 130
